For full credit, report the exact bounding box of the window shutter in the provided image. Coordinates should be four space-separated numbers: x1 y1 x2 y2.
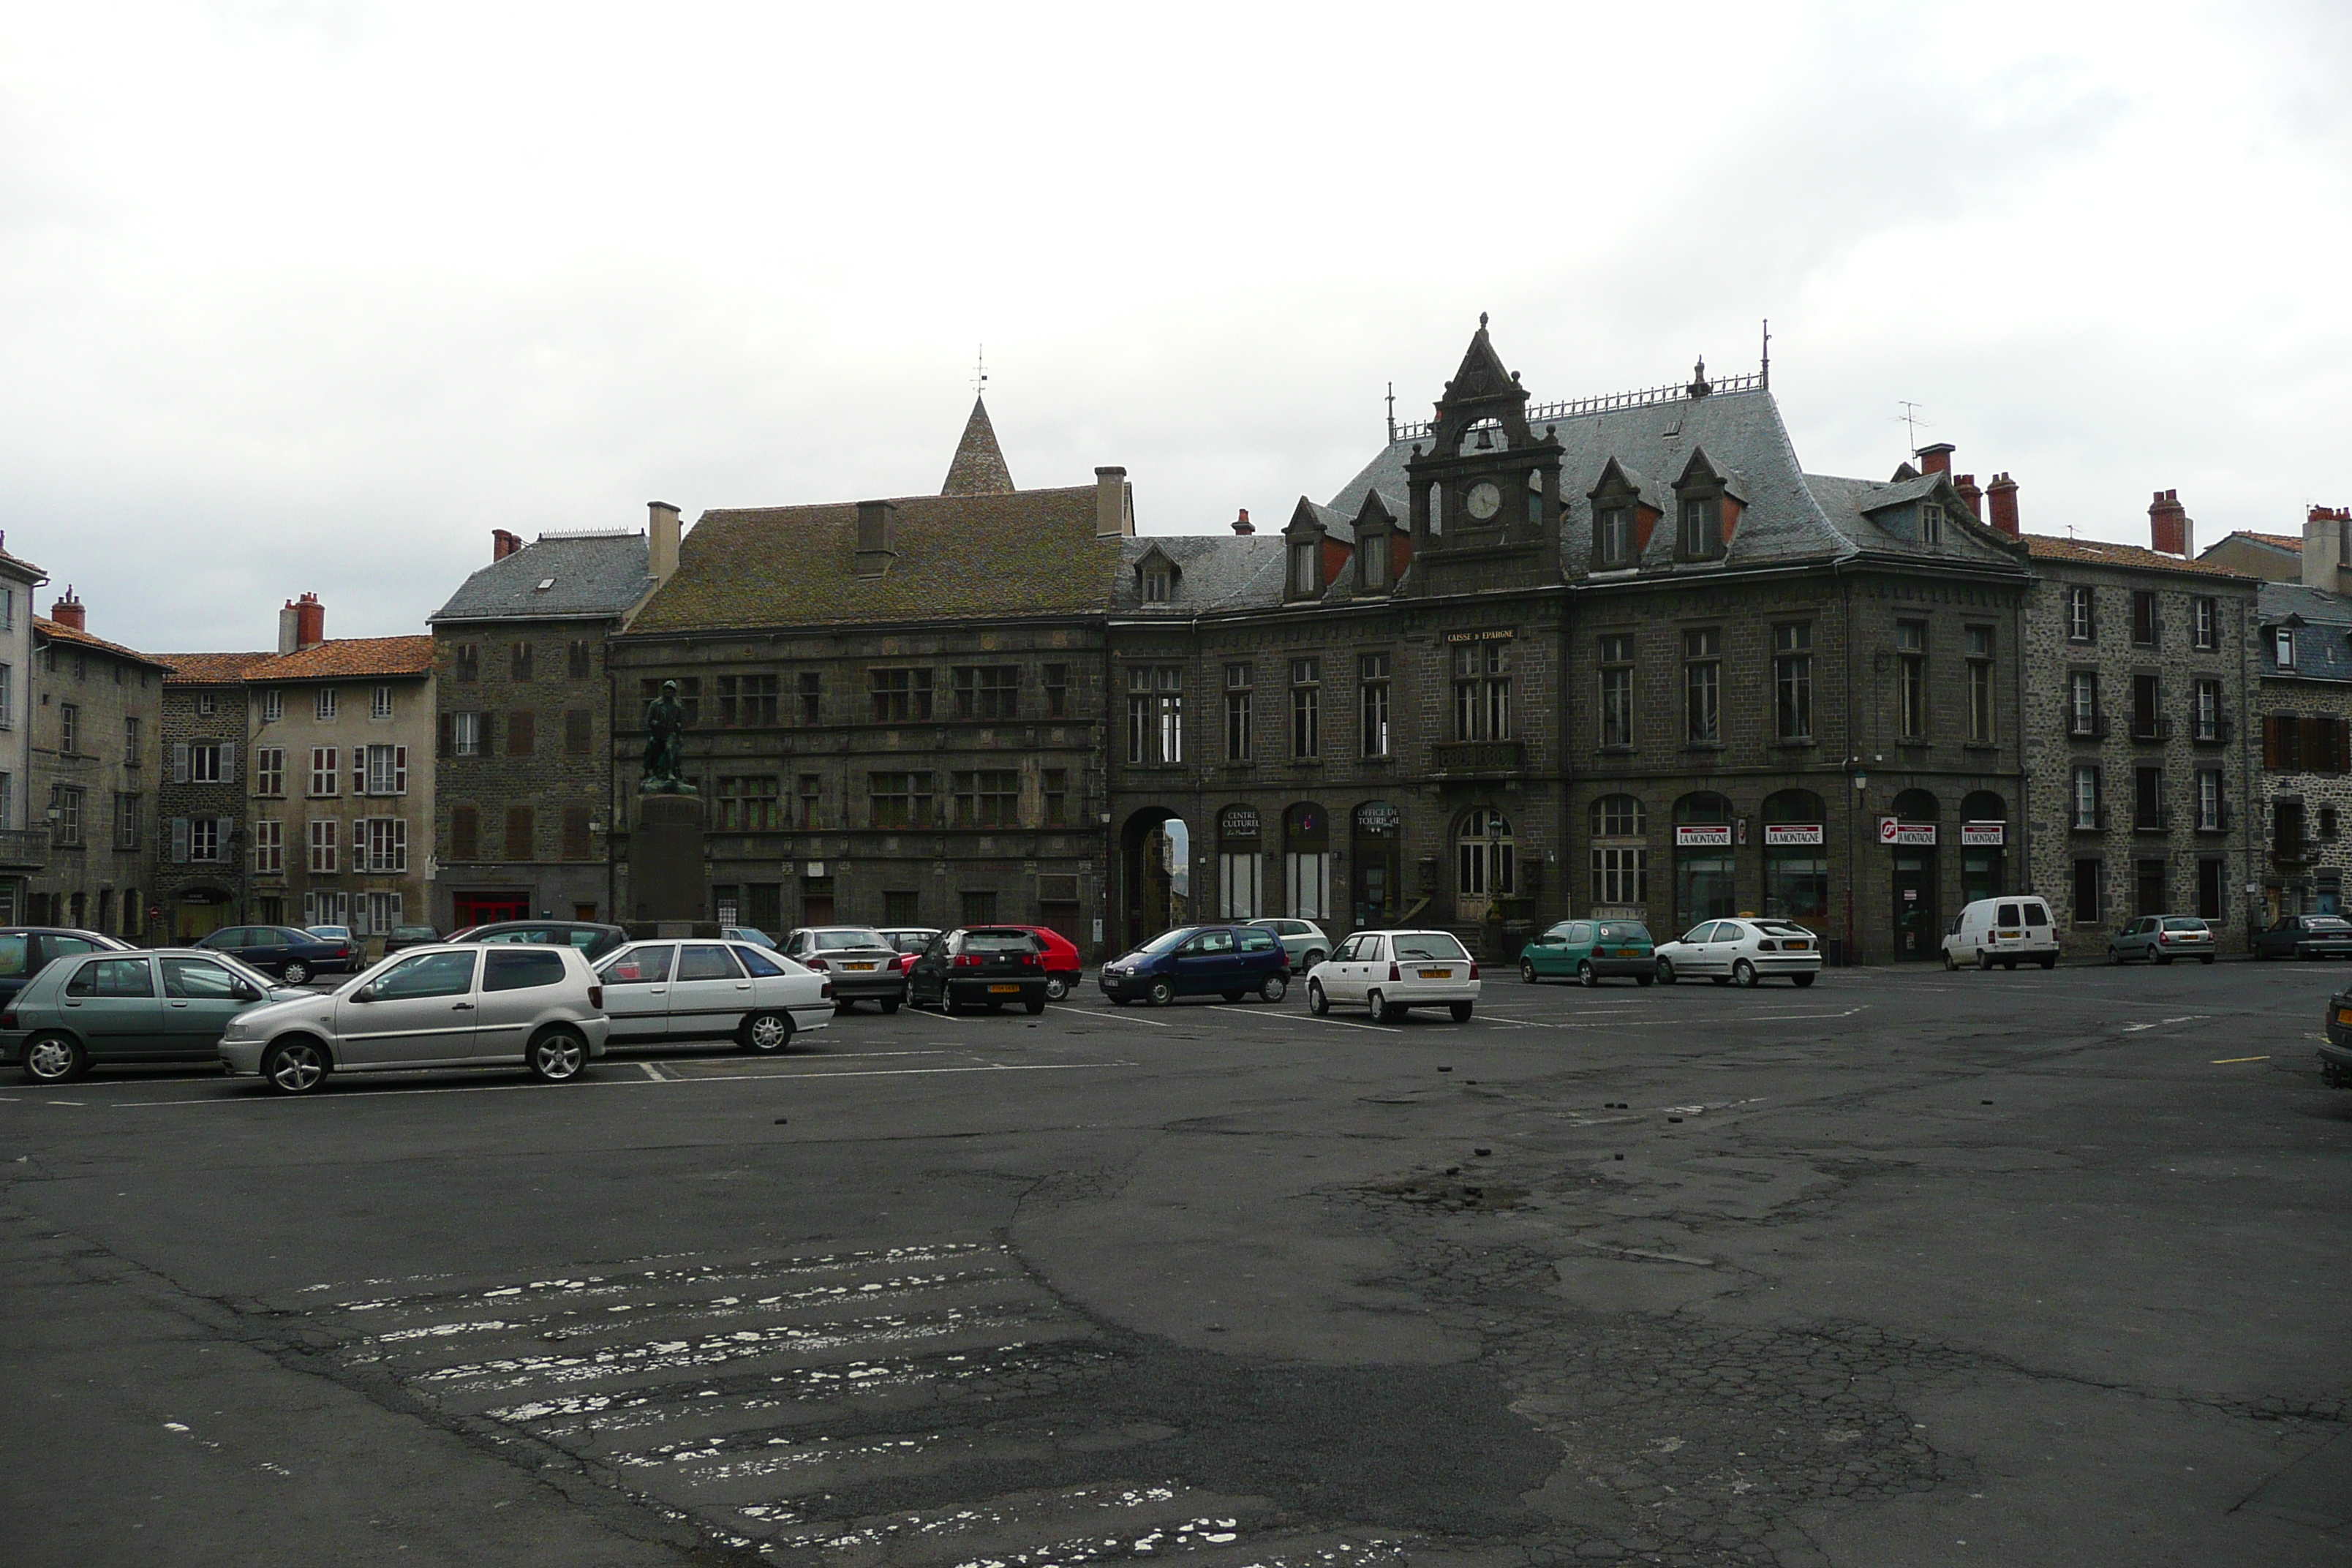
303 891 316 926
393 818 408 872
170 816 189 862
480 712 496 754
393 746 408 794
2301 717 2327 775
220 743 237 785
353 818 365 872
353 749 366 796
172 742 189 784
437 713 452 758
389 892 404 925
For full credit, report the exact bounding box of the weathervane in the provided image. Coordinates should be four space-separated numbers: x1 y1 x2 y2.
973 344 988 398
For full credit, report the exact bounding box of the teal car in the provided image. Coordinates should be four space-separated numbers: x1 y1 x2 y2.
1519 919 1656 987
4 948 301 1083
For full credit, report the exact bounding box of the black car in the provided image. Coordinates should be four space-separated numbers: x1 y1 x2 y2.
1096 924 1290 1006
907 928 1048 1014
381 924 442 955
196 924 358 984
2254 914 2352 961
445 921 629 962
780 927 909 1011
2322 987 2352 1088
0 927 134 1009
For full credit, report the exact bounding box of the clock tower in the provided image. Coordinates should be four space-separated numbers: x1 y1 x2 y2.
1402 315 1565 595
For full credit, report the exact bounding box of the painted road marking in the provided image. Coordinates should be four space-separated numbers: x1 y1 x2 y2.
1049 1003 1170 1028
2210 1055 2269 1063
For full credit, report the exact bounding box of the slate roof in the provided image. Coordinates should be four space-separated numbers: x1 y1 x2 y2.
244 636 436 682
429 531 653 625
627 486 1125 634
1111 535 1285 614
2021 535 2253 581
2261 581 2352 682
157 651 276 685
34 617 173 670
941 398 1017 496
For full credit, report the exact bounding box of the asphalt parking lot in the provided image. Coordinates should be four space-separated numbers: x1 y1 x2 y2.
3 960 2348 1567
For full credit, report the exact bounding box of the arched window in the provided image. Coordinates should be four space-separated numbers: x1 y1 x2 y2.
1283 802 1331 921
1959 791 2008 902
1891 788 1940 823
1673 792 1737 925
1760 789 1828 922
1217 804 1262 920
1456 808 1515 919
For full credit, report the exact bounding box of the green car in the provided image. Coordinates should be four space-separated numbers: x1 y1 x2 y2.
1519 919 1656 987
4 948 299 1083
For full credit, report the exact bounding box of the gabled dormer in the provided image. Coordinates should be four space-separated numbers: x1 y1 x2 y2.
1670 447 1744 563
1133 543 1181 606
1352 491 1403 595
1401 315 1564 554
1586 456 1662 573
1282 497 1327 602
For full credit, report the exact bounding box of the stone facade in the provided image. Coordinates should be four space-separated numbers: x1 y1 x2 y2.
0 543 49 919
2019 533 2261 954
2251 578 2352 921
153 654 265 939
26 596 169 937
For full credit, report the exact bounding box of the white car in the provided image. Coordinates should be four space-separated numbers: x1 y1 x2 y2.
1305 930 1481 1022
1245 918 1335 975
595 938 833 1054
1653 919 1823 987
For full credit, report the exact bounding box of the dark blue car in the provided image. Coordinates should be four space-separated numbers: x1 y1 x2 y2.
1097 924 1290 1006
194 924 357 985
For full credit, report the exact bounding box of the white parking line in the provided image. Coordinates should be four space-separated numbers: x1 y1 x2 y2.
638 1062 666 1082
1048 1003 1170 1028
1234 1007 1400 1035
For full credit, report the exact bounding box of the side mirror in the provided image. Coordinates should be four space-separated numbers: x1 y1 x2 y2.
233 984 260 1002
350 986 374 1004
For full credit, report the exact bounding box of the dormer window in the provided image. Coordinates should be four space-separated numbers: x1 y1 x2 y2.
1141 562 1173 603
1290 540 1319 595
2276 627 2296 668
1921 503 1942 546
1678 497 1719 559
1597 506 1635 569
1360 534 1387 592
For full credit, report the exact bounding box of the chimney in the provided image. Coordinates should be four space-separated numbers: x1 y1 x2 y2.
2303 505 2351 592
1915 442 1955 479
1095 467 1133 538
1985 472 2019 538
647 502 681 582
492 528 523 562
49 587 85 633
294 592 325 650
1955 474 1983 521
853 500 898 578
1232 508 1254 536
2148 489 2193 558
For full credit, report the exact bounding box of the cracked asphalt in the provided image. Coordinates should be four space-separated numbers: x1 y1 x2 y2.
2 960 2347 1567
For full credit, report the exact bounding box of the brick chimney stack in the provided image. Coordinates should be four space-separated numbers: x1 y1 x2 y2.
1954 474 1983 521
1985 473 2019 538
1232 508 1254 535
2303 505 2351 591
492 528 523 562
278 592 325 654
49 587 85 632
2147 490 2193 557
1915 442 1955 479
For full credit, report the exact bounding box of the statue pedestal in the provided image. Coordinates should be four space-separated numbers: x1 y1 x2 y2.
630 794 709 932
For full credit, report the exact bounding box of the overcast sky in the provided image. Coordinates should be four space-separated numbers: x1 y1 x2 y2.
3 1 2346 651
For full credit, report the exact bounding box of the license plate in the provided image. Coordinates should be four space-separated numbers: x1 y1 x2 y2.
1784 941 1809 951
1419 968 1451 979
989 984 1020 994
1614 949 1639 957
846 962 877 970
1997 930 2020 939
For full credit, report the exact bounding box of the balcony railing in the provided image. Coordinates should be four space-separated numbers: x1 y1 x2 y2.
2129 716 2171 744
0 828 46 870
2190 717 2234 746
1432 739 1526 777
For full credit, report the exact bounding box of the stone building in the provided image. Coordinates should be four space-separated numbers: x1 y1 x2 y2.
2018 491 2261 954
606 399 1123 949
0 536 49 922
2248 505 2352 921
151 651 268 940
428 525 662 930
26 591 170 936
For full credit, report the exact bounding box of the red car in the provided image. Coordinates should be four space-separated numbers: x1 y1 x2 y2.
1008 926 1082 1000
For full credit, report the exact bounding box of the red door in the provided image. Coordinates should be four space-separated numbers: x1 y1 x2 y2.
455 892 532 926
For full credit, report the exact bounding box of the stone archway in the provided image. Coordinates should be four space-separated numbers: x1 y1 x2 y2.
1120 807 1191 949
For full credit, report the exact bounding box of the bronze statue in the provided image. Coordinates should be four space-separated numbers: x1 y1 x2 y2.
641 679 695 794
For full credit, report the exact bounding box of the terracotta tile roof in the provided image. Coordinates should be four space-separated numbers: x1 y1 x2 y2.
34 617 173 670
245 636 436 682
2022 535 2255 580
157 650 276 685
2241 531 2304 551
0 549 45 582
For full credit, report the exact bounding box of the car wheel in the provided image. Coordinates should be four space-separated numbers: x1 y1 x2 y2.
944 997 965 1015
260 1038 329 1096
1520 960 1539 984
1045 976 1070 1001
1732 959 1759 988
1792 973 1816 988
2003 960 2017 971
1578 960 1599 988
282 960 311 986
1300 950 1327 975
2040 956 2057 970
1943 949 1959 971
1259 973 1287 1003
2156 954 2174 965
739 1010 793 1055
2107 947 2122 965
1978 949 1994 971
1222 990 1246 1003
1370 989 1404 1024
1635 972 1655 987
836 998 858 1012
1656 959 1677 985
1450 1001 1474 1023
527 1028 589 1083
1308 980 1330 1016
880 998 901 1015
1025 998 1046 1015
1146 979 1176 1006
2199 954 2215 965
22 1033 85 1085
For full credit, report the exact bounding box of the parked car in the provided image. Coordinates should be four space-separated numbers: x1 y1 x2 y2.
4 949 301 1083
217 943 610 1095
1653 919 1823 987
1305 930 1480 1022
909 927 1053 1014
0 928 134 1011
1009 925 1083 1000
1098 924 1289 1006
2322 985 2352 1087
307 924 354 944
445 921 630 963
779 927 908 1011
1520 919 1655 987
877 927 942 978
2253 914 2352 961
2108 914 2217 965
720 926 779 949
595 939 833 1054
1244 917 1334 975
382 924 442 955
195 924 360 985
1941 897 2060 971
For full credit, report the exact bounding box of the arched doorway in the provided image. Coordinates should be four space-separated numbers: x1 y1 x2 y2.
1352 801 1401 927
1673 792 1737 928
1120 807 1191 947
1760 788 1829 924
1455 807 1515 923
1959 790 2008 904
1216 804 1262 920
1283 803 1332 921
1888 788 1940 960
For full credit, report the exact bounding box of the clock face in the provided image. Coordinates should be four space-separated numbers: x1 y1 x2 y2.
1465 480 1502 521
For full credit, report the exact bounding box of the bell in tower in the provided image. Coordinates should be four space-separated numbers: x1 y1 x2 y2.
1403 315 1565 562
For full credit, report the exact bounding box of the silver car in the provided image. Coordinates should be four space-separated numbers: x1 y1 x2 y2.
1243 918 1334 975
219 942 609 1095
595 939 834 1054
2108 914 2217 965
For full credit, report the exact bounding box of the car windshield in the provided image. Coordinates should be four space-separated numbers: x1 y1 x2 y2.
1392 932 1469 961
813 930 888 951
964 931 1039 954
1756 921 1814 936
1137 927 1201 955
2162 917 2209 932
1597 921 1650 943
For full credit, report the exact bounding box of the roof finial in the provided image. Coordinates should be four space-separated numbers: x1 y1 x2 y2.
1760 318 1771 389
1688 355 1711 399
1384 380 1396 444
1478 312 1489 331
972 343 988 399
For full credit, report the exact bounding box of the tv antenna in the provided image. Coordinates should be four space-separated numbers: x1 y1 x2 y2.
1896 401 1931 453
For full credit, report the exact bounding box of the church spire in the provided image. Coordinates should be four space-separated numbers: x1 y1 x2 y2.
941 396 1017 496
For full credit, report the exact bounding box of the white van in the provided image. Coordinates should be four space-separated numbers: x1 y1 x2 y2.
1941 897 2059 970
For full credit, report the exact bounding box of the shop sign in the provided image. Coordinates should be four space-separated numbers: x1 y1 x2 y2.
1960 821 2006 846
1764 823 1824 847
1674 823 1733 848
1877 818 1936 846
1220 805 1261 839
1353 802 1400 834
1442 628 1517 644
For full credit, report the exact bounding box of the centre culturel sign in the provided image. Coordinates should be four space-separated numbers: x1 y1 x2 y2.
1763 823 1824 847
1220 806 1260 838
1877 817 1937 845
